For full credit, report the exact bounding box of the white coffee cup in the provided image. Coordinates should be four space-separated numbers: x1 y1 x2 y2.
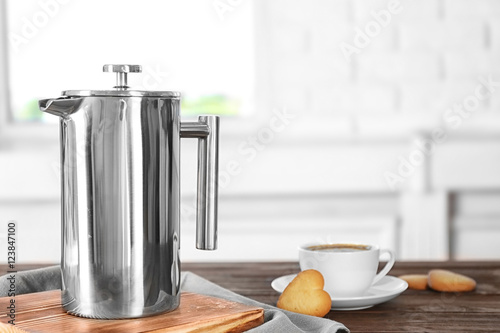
299 243 395 298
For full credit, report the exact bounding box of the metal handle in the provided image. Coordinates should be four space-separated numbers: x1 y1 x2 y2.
181 115 220 250
103 64 142 89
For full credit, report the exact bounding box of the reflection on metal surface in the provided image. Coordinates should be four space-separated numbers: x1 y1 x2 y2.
57 97 181 318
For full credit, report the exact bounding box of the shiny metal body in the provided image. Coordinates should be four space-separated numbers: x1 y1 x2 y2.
39 65 219 319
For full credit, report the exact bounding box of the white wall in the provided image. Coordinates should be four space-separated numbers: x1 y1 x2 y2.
2 0 500 263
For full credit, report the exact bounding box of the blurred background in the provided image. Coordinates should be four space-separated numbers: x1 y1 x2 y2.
1 0 500 263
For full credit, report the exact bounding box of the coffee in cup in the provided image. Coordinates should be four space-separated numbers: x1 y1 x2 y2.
299 243 395 298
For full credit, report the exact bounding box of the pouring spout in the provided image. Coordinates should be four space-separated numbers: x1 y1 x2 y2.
39 97 83 117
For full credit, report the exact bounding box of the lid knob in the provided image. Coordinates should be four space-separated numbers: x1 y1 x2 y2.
103 64 142 89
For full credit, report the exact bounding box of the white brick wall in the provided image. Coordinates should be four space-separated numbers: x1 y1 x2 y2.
352 0 402 23
442 21 486 50
489 20 500 50
397 0 441 21
252 0 500 260
444 53 495 79
258 0 500 116
444 0 500 19
357 53 440 81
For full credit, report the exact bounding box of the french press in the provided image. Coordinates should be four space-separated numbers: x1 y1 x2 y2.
39 64 219 318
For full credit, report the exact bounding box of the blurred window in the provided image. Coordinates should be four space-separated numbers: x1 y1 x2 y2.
4 0 254 123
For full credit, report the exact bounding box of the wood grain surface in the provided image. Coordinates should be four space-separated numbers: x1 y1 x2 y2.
0 291 264 333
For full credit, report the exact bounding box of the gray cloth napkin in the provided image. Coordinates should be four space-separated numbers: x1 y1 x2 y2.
0 267 348 333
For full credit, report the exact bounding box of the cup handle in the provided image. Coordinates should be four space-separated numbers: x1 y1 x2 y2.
372 249 395 285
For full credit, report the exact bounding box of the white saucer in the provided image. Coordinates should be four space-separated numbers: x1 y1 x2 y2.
271 274 408 311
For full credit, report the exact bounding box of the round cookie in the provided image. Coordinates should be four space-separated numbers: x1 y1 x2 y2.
277 269 331 317
399 274 428 290
428 269 476 292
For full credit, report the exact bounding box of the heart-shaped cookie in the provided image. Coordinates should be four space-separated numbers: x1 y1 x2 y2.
277 269 331 317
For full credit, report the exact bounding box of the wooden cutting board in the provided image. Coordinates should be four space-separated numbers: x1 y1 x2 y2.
0 290 264 332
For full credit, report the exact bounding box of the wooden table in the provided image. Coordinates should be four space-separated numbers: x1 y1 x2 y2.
183 261 500 332
2 261 499 332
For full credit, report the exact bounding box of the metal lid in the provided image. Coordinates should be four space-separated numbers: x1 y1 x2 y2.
62 64 181 98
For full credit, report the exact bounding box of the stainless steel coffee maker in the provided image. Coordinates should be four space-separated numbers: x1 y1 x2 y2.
39 64 219 319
